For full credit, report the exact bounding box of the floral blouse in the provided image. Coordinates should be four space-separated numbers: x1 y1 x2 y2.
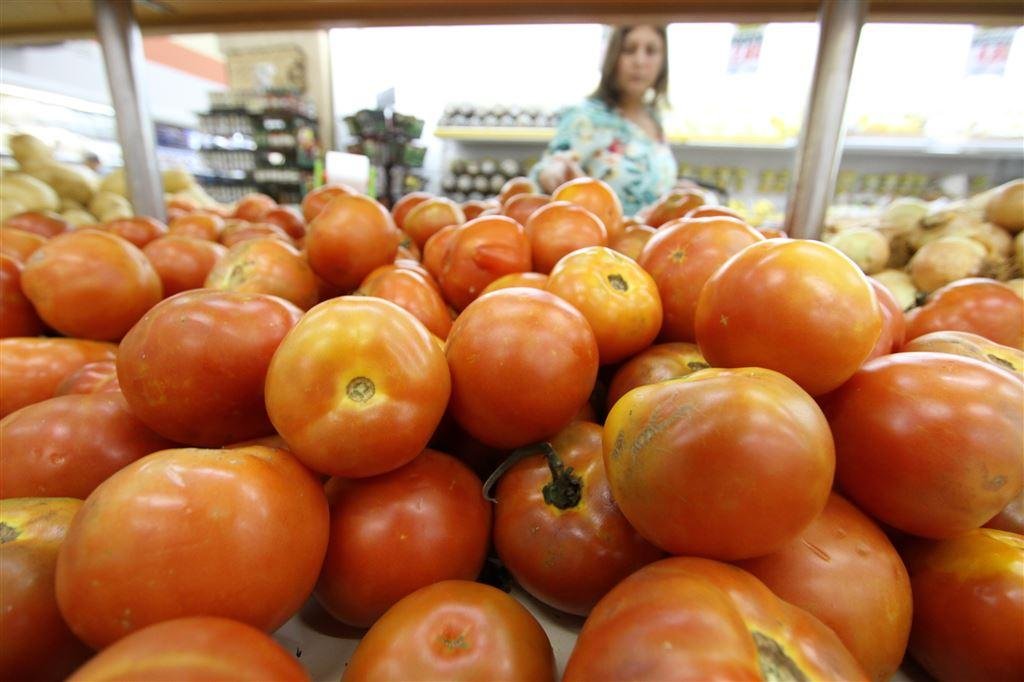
530 98 678 217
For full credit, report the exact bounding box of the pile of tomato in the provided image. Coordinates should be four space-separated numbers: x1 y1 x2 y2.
1 177 1021 682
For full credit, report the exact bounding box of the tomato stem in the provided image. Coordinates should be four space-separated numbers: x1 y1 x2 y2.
540 442 583 510
482 443 547 502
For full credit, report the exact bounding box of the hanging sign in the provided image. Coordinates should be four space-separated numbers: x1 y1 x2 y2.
728 24 765 74
967 27 1015 76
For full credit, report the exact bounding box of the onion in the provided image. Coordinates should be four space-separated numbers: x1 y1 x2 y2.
985 179 1024 233
909 236 987 294
872 269 918 311
825 227 890 274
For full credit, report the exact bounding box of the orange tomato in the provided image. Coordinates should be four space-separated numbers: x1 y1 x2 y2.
403 196 465 249
204 237 318 310
3 212 70 238
305 194 401 292
142 235 227 297
232 193 277 222
502 192 550 228
605 341 708 411
481 271 549 295
0 227 48 263
100 216 168 248
608 223 656 261
498 176 539 205
357 264 453 339
0 338 117 418
0 254 45 338
523 201 608 274
168 212 223 241
301 183 358 223
552 177 624 240
391 191 433 230
436 215 532 311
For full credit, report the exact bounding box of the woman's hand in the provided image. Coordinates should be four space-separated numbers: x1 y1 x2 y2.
537 152 585 193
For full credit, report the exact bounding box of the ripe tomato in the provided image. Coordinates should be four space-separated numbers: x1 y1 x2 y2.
501 192 550 229
55 446 329 649
262 206 306 240
232 193 277 222
315 450 491 627
695 239 882 396
0 338 117 418
168 213 223 241
638 216 764 343
683 205 746 221
391 191 433 230
266 296 450 478
604 367 834 559
903 529 1024 682
54 360 119 395
446 287 599 448
736 493 913 681
498 176 539 205
865 277 907 360
142 235 227 297
461 199 493 221
605 341 708 411
403 196 465 249
66 617 309 682
642 188 706 228
118 290 303 446
905 277 1023 349
986 491 1024 534
900 329 1023 378
396 230 421 261
494 421 663 616
21 229 163 341
552 177 623 241
0 391 174 499
421 222 459 282
343 580 556 682
204 237 318 310
826 352 1022 538
3 212 70 238
220 220 294 249
0 498 91 681
0 254 45 338
564 557 867 681
608 223 656 261
100 216 168 248
0 227 47 263
437 215 532 311
357 264 453 339
300 183 358 223
306 194 401 292
523 201 607 274
481 271 548 294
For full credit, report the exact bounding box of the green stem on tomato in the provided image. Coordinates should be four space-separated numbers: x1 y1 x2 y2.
540 442 582 510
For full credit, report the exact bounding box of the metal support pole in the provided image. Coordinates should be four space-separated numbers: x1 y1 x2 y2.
94 0 164 220
784 0 866 239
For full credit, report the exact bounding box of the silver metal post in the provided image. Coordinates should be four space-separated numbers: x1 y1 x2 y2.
93 0 164 220
784 0 866 239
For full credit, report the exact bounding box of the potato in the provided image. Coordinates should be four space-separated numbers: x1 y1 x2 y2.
162 168 195 193
43 163 99 205
88 190 132 220
0 197 28 222
9 133 53 168
0 173 60 212
99 168 128 197
62 208 98 227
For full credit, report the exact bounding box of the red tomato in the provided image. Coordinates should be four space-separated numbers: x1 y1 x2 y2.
0 254 45 338
21 229 163 341
865 277 907 360
0 391 174 499
501 192 550 230
552 177 624 241
695 239 882 396
0 498 91 682
608 223 656 261
301 183 358 223
564 557 867 681
0 338 117 418
403 196 465 249
438 215 532 311
494 421 663 615
391 191 433 230
204 237 318 310
547 246 663 364
0 227 48 263
642 188 706 228
342 580 556 682
421 223 459 282
480 271 548 295
117 290 303 446
826 352 1023 538
262 206 306 240
395 230 421 261
266 296 450 478
905 277 1023 349
638 216 764 343
523 201 608 274
986 491 1024 534
54 360 120 396
315 450 491 627
66 617 309 682
683 205 746 221
446 287 599 448
142 235 228 297
55 446 329 649
100 216 168 248
219 220 294 249
899 329 1023 379
605 341 708 411
498 176 539 205
903 529 1024 682
356 264 453 339
3 212 70 238
168 213 223 241
604 367 834 559
736 493 913 681
232 193 277 222
461 199 492 221
306 194 401 292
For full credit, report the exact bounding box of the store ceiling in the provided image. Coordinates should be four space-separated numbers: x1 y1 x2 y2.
1 0 1022 41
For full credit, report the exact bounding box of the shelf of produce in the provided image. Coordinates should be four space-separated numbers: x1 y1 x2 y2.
435 126 557 143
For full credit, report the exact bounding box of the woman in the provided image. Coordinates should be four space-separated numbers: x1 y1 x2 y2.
530 25 678 217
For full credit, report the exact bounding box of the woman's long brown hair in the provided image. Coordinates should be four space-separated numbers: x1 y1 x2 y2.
592 25 670 111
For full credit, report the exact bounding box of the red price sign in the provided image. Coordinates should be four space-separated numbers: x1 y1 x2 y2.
967 27 1015 76
728 24 764 75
